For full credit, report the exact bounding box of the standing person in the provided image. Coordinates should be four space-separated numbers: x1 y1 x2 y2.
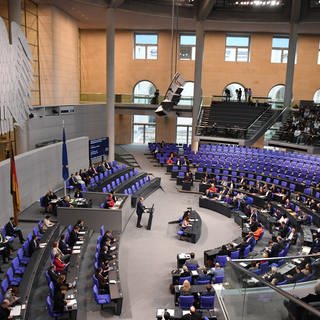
248 88 252 102
237 88 242 102
244 88 248 102
136 197 146 228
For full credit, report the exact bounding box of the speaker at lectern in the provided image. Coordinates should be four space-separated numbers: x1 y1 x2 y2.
155 72 186 116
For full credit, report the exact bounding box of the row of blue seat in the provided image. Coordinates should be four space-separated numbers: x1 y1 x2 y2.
123 175 151 195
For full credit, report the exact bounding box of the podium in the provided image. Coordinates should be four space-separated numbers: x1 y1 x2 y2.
146 204 155 230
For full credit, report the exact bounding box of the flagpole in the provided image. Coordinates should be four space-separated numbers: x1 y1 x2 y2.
63 120 67 197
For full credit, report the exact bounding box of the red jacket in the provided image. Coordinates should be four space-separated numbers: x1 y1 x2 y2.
53 257 65 273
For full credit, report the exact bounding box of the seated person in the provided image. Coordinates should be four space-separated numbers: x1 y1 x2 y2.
58 196 74 208
201 172 211 184
180 265 191 278
5 217 25 244
73 188 83 199
4 286 20 306
181 306 202 320
201 284 214 296
95 267 109 293
28 234 40 256
74 220 86 231
279 221 290 238
43 189 58 213
53 283 67 314
253 226 264 241
286 266 304 283
209 263 224 281
286 227 298 245
68 174 81 189
103 194 115 209
197 268 211 282
98 246 116 266
243 204 252 217
180 279 191 295
53 253 69 273
59 234 71 255
184 171 193 183
0 232 12 264
264 266 285 285
52 241 70 262
0 299 11 319
205 183 217 198
185 252 198 269
246 232 256 247
48 264 59 285
68 226 80 248
181 216 192 229
102 230 116 244
42 215 55 231
217 245 229 257
297 211 309 225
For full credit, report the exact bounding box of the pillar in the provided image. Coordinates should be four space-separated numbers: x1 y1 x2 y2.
8 0 21 26
283 22 298 110
191 21 204 152
106 8 115 161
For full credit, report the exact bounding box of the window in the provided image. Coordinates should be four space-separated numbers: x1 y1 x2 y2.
222 83 246 101
176 117 192 145
134 33 158 60
133 115 156 144
268 85 285 102
318 41 320 65
271 36 289 63
314 89 320 104
225 35 250 62
179 81 194 106
179 34 196 60
133 80 156 104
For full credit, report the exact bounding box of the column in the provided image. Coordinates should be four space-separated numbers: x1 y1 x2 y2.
8 0 21 26
283 22 298 109
191 21 204 152
106 8 115 161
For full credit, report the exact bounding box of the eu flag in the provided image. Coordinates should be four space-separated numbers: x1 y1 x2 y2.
62 127 69 181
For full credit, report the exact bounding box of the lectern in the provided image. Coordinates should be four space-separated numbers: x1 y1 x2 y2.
146 204 155 230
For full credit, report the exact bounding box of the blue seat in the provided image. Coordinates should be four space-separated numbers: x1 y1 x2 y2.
179 295 194 310
243 245 251 258
17 248 30 265
216 255 227 267
200 295 215 309
179 276 192 285
102 187 107 193
49 281 55 299
45 271 51 286
93 284 111 308
196 279 211 285
46 295 64 319
1 278 8 295
12 257 25 275
7 267 22 286
230 250 240 260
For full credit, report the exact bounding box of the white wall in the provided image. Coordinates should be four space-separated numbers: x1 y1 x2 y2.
0 137 89 226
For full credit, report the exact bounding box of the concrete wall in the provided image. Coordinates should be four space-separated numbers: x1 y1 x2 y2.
39 5 80 105
0 137 89 226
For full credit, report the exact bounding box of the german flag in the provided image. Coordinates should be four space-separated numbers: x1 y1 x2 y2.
10 144 21 223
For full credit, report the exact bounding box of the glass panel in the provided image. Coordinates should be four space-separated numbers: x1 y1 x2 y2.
135 45 146 59
317 51 320 65
135 34 158 45
133 125 145 144
272 37 289 48
147 46 157 59
187 127 192 145
237 48 249 62
180 82 194 106
225 48 236 61
268 85 285 101
133 115 155 124
282 49 288 63
226 36 249 47
176 126 188 144
191 46 196 60
271 49 282 63
144 125 156 143
177 117 192 125
26 11 37 30
180 34 196 45
180 46 193 60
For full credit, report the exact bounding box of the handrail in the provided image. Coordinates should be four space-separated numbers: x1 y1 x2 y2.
231 252 320 263
227 259 320 318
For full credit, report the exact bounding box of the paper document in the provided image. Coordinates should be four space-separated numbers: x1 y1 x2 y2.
10 305 21 316
72 250 81 254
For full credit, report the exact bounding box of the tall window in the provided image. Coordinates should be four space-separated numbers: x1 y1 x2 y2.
179 81 194 106
271 36 289 63
134 33 158 60
314 89 320 104
133 115 156 144
176 117 192 145
133 80 156 104
268 85 285 102
318 41 320 65
179 34 196 60
225 35 250 62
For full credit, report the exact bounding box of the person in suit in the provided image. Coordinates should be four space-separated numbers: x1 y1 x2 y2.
42 215 55 232
286 266 304 283
48 265 59 285
73 189 83 199
180 265 191 278
43 189 58 213
186 252 198 269
53 285 67 314
201 284 214 296
279 221 290 238
217 245 229 257
68 174 81 189
5 217 25 244
59 234 71 255
197 268 211 282
59 196 74 208
0 232 12 263
265 266 285 285
95 267 109 293
68 226 80 248
181 306 202 320
28 235 39 256
136 197 146 228
210 263 224 281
